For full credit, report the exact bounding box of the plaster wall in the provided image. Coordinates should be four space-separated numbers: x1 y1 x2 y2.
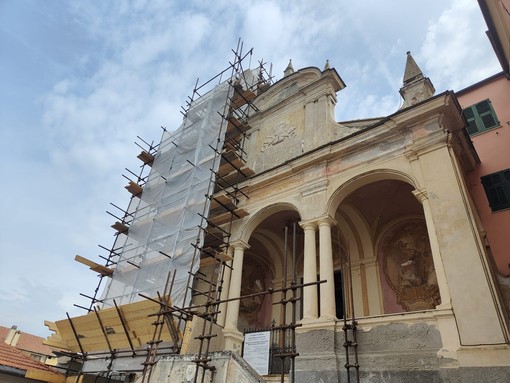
295 317 510 383
416 141 506 344
458 75 510 276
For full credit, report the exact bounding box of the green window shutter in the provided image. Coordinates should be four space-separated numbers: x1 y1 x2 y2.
462 99 500 135
476 100 499 130
462 106 479 135
481 169 510 212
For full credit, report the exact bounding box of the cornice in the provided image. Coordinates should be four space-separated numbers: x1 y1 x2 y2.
250 67 344 121
240 91 469 191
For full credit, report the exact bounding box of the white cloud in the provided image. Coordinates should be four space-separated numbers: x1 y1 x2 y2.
419 0 500 91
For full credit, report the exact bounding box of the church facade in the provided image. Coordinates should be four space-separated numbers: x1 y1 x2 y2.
45 2 510 381
211 54 510 382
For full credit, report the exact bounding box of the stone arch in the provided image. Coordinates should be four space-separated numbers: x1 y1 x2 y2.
237 202 302 244
249 229 285 278
335 202 374 262
327 170 424 317
235 202 303 330
327 169 418 218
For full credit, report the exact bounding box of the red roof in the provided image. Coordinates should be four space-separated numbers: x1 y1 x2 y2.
0 342 57 374
0 326 55 356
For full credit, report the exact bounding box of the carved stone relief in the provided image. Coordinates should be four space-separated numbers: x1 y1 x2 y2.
379 220 440 311
254 121 302 172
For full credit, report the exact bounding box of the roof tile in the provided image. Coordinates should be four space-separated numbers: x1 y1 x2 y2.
0 342 57 374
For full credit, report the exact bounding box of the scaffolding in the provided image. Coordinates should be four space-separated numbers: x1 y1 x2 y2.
46 41 284 383
45 41 358 383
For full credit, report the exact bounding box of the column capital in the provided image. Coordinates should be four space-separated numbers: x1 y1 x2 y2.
300 215 337 229
412 188 428 204
299 219 317 230
317 215 337 228
229 239 250 251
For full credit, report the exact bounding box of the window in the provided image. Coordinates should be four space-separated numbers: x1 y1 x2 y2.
462 99 500 135
481 169 510 212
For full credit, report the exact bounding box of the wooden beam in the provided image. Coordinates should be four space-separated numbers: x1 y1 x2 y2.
43 321 68 350
75 255 113 277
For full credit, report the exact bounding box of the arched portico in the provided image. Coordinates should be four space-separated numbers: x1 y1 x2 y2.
325 169 451 317
326 169 418 217
223 203 303 351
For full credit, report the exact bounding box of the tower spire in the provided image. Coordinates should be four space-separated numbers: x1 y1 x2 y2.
284 59 294 77
403 51 423 84
399 51 435 108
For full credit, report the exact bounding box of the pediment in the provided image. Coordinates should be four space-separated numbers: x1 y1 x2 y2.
253 67 323 111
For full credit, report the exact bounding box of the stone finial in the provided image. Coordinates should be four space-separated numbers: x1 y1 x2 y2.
399 51 435 108
324 59 330 70
284 59 294 77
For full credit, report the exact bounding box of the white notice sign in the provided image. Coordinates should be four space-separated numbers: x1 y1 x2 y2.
243 331 271 375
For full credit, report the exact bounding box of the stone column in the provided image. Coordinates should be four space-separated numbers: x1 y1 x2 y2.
318 217 337 320
413 189 452 308
216 247 233 327
364 257 382 316
223 241 249 353
299 221 318 321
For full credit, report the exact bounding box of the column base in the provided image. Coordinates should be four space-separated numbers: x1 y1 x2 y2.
222 327 244 354
300 315 318 325
433 306 460 362
318 314 337 322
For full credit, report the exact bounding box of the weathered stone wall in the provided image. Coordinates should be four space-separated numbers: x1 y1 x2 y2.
293 323 504 383
145 352 263 383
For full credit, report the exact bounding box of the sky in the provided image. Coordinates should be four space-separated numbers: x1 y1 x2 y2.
0 0 501 338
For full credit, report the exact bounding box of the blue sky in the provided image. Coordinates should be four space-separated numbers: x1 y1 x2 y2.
0 0 501 337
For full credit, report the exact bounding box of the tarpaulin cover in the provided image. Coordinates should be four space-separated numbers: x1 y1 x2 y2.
100 80 233 309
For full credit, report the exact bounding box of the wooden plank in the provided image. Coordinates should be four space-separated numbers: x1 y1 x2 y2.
209 203 237 219
51 298 181 353
137 150 154 166
200 251 233 268
58 300 158 327
226 116 251 139
202 235 224 249
218 155 245 176
208 208 249 226
111 221 129 234
209 194 232 210
74 255 113 277
231 88 257 109
216 166 255 188
125 181 143 196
